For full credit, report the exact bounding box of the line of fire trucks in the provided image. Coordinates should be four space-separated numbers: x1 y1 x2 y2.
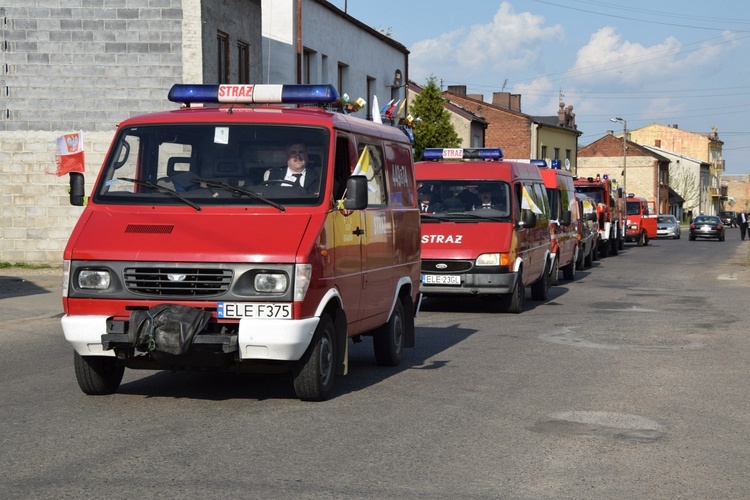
573 174 657 254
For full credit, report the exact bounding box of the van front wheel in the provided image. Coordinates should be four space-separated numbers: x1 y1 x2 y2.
74 351 124 395
499 271 525 314
293 314 336 401
530 262 550 301
373 298 405 366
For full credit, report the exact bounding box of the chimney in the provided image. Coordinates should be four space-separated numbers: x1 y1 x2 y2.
607 130 614 135
447 85 467 95
467 94 484 101
672 124 678 129
492 92 521 112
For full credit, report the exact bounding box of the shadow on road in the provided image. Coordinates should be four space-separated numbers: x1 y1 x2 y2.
114 321 478 402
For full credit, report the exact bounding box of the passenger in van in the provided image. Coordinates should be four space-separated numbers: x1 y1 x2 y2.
263 142 320 193
418 186 443 213
473 186 500 210
441 185 466 212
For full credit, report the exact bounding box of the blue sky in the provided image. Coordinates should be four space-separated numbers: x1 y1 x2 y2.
329 0 750 174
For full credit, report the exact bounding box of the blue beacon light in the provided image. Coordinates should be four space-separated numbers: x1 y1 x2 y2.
421 148 503 161
168 84 340 105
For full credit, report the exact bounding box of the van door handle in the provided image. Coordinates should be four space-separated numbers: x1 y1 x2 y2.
353 227 365 236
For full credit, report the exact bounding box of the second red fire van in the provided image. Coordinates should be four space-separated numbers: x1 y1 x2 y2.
416 148 551 313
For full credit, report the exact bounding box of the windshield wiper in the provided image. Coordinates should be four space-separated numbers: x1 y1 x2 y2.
190 179 285 212
118 177 201 211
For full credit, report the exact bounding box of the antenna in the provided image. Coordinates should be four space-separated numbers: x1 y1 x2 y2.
559 88 565 103
501 79 508 92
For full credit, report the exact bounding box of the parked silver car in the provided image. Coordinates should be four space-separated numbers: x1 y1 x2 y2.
656 215 681 239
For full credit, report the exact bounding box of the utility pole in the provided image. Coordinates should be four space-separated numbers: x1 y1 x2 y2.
611 117 627 197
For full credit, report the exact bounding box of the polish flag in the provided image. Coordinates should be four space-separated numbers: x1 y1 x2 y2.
55 131 85 175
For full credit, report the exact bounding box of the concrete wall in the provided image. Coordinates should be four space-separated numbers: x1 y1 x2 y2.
0 0 261 265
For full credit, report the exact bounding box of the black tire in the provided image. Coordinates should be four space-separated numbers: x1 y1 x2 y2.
689 234 695 241
643 234 649 246
373 298 405 366
637 231 645 247
617 231 625 250
591 243 599 262
561 257 575 280
293 314 336 401
611 235 619 255
584 246 593 268
599 240 609 258
719 234 725 242
499 270 524 314
530 262 550 301
549 256 559 286
74 351 124 395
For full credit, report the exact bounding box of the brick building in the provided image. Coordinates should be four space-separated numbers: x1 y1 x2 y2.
441 86 581 169
578 133 671 214
406 81 487 149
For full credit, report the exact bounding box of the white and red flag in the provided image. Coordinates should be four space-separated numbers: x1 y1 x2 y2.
55 131 85 175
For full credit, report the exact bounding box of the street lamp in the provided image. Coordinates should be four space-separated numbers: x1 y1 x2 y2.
610 117 627 197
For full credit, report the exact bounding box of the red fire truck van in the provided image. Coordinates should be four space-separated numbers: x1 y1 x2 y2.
61 83 421 401
536 160 579 285
624 194 658 246
416 148 552 314
573 174 625 258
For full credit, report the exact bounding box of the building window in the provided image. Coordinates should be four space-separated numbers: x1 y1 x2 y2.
541 145 547 160
338 63 349 96
237 40 249 84
217 30 229 84
321 54 328 83
554 147 560 160
366 77 375 120
303 49 313 84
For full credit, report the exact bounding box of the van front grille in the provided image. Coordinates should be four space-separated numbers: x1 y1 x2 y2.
421 260 473 273
124 267 233 296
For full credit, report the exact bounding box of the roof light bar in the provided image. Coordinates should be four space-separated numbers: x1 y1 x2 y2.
421 148 503 161
529 159 547 168
168 84 340 105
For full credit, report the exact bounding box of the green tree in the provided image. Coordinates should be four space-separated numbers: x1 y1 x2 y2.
410 76 460 159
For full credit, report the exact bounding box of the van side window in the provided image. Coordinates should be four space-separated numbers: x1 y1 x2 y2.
334 136 351 200
357 143 387 206
532 182 550 219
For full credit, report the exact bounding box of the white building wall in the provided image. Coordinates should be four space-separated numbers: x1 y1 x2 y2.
261 0 409 121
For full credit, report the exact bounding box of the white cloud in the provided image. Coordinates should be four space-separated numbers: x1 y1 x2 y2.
568 27 736 87
409 2 563 84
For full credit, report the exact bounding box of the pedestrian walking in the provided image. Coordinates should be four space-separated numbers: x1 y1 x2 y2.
739 210 748 240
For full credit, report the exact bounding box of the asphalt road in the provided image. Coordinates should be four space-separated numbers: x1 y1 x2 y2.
2 230 749 499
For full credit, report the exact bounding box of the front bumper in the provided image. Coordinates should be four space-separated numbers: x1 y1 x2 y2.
420 272 518 296
62 314 318 361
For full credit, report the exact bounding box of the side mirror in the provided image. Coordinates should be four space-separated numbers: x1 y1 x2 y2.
69 172 85 206
586 212 597 222
561 210 572 226
342 175 368 211
518 210 537 228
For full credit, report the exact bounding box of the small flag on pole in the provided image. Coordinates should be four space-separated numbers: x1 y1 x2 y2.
372 95 383 124
521 185 542 214
55 131 85 176
351 147 371 176
397 98 407 118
